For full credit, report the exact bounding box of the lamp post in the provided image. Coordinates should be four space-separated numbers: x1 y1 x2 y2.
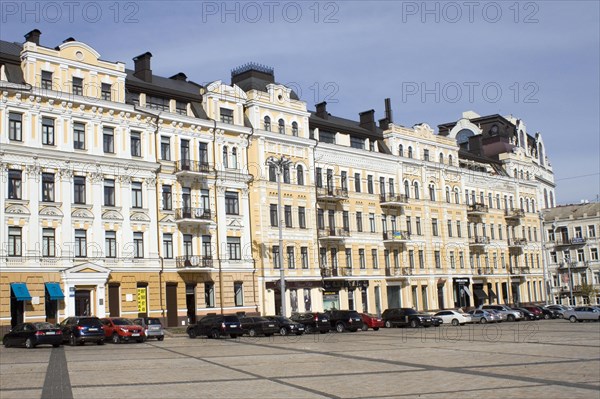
568 260 575 306
266 156 292 316
539 211 551 305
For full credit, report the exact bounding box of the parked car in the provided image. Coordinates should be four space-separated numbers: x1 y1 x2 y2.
325 310 363 332
60 316 105 345
545 304 571 318
133 317 165 341
488 309 507 322
522 306 544 319
360 313 384 331
382 308 441 328
240 316 279 337
290 312 331 333
564 306 600 322
101 318 145 343
467 309 499 324
533 306 559 320
264 316 305 336
186 314 243 339
3 322 63 348
433 310 471 326
515 307 538 321
480 305 523 321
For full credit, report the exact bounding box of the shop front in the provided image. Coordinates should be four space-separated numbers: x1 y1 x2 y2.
452 278 471 309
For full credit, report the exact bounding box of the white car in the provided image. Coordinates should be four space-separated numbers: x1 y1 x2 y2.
564 306 600 322
433 310 471 326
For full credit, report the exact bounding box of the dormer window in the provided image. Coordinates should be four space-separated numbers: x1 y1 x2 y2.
41 71 53 90
101 83 111 101
72 77 83 96
319 131 335 144
146 95 169 111
176 101 187 116
350 137 365 149
220 108 233 123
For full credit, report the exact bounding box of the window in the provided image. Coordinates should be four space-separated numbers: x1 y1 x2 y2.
270 204 278 227
399 144 404 157
75 229 87 257
345 248 353 268
41 117 55 145
587 225 596 238
199 142 209 166
359 249 366 269
105 231 116 258
234 282 244 306
416 217 422 235
41 70 53 89
491 224 495 240
132 182 143 208
460 252 465 269
278 119 285 134
409 250 415 268
450 252 456 269
356 212 363 232
413 182 420 199
418 250 425 269
72 77 83 96
103 127 114 153
371 249 378 269
317 209 325 230
176 101 187 115
231 148 238 169
379 177 386 196
297 206 306 229
7 227 22 256
341 171 348 192
408 146 413 158
432 219 438 236
367 175 374 194
146 95 169 111
429 184 436 201
101 83 111 100
225 191 239 215
130 131 141 157
447 220 453 237
591 248 598 261
406 216 412 235
162 185 172 210
160 136 171 160
202 235 212 258
577 249 585 262
295 165 304 185
498 224 503 240
163 233 173 259
228 237 241 260
291 121 298 136
439 153 444 164
319 131 335 143
285 205 292 227
73 122 86 149
283 164 290 184
301 247 309 269
457 221 462 237
74 176 86 204
9 112 22 141
351 136 365 149
42 173 55 202
220 108 233 124
369 213 376 232
205 282 215 308
8 170 22 199
42 228 55 257
133 232 144 258
183 235 193 257
354 173 361 192
315 168 323 188
423 149 430 161
104 179 115 206
287 246 295 269
343 211 350 231
264 116 271 131
272 246 281 269
268 164 277 182
434 251 441 268
446 187 451 203
222 146 229 168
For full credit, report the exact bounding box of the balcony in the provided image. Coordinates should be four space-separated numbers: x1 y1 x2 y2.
504 208 525 223
467 203 488 216
175 160 213 177
558 261 590 270
508 238 527 250
318 228 350 241
176 256 214 270
379 193 408 207
316 187 348 202
174 208 214 225
478 267 495 275
383 230 410 244
554 237 587 247
510 266 530 275
469 236 490 248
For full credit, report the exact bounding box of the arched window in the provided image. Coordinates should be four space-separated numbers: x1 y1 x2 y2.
278 119 285 134
448 154 453 166
268 164 276 182
439 153 444 164
526 198 530 213
520 198 524 210
544 189 548 208
296 165 304 186
408 146 413 159
519 130 525 148
549 192 554 208
264 116 271 131
429 183 436 201
222 146 228 168
399 144 404 157
532 200 536 213
526 171 530 180
231 147 238 169
538 143 545 165
520 170 524 180
514 169 518 178
404 180 410 198
291 121 298 136
413 181 420 199
445 187 451 203
454 188 460 204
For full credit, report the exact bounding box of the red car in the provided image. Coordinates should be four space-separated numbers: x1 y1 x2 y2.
523 306 543 319
360 313 383 331
101 318 145 343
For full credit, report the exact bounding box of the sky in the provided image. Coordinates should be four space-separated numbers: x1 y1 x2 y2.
1 0 599 205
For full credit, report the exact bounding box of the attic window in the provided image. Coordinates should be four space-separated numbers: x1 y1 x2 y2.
220 108 233 123
319 131 335 144
146 95 169 111
350 137 365 149
176 101 187 116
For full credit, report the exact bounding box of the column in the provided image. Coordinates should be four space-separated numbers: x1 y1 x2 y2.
25 163 41 257
145 174 159 259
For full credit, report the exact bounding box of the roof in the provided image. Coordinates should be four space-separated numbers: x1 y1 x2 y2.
0 40 22 58
543 202 600 221
125 69 203 101
0 40 25 84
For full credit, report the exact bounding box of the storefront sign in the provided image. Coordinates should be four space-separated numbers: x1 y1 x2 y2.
323 280 369 289
137 287 147 313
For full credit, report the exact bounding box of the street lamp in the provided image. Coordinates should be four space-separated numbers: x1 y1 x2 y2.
266 155 292 317
539 211 551 305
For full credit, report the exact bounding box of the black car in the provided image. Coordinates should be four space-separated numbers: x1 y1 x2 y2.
325 310 363 332
382 308 441 328
535 306 560 319
290 312 331 333
186 314 243 339
59 316 105 345
240 317 279 337
264 316 305 336
3 322 63 348
516 307 538 321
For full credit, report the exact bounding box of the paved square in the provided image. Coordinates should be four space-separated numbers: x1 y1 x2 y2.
1 320 599 398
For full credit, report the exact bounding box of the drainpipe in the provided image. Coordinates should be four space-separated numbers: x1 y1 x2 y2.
208 118 224 315
245 125 258 314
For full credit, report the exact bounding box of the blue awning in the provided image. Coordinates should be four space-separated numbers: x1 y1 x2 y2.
11 283 32 301
45 282 64 300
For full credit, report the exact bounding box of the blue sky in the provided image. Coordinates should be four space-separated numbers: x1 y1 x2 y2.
1 0 598 205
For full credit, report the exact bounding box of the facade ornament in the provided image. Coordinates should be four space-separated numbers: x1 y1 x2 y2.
144 175 157 187
58 167 74 181
117 174 132 185
25 164 41 178
88 171 104 183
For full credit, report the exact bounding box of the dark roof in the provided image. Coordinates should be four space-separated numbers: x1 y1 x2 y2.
125 69 203 102
544 202 600 220
0 40 22 59
0 40 24 84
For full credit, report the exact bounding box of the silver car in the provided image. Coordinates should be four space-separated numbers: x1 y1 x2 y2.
467 309 500 324
133 317 165 341
480 305 523 321
563 307 600 323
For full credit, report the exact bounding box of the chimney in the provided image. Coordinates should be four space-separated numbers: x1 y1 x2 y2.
24 29 41 45
133 52 153 82
63 37 76 43
359 109 376 132
169 72 187 81
315 102 328 119
379 118 389 130
384 98 393 124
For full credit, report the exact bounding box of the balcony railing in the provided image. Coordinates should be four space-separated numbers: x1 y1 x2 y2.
467 203 488 215
508 238 527 248
558 261 590 269
318 228 350 240
316 187 349 201
478 267 495 275
379 193 408 207
469 236 490 246
504 208 525 221
402 267 414 276
175 160 213 175
175 208 213 222
555 237 587 247
176 256 214 269
510 266 530 275
383 230 411 242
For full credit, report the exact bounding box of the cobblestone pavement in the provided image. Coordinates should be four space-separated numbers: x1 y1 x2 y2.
1 320 599 398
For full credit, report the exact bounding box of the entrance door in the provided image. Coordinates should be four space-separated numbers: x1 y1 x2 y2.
374 286 382 316
186 283 197 325
10 294 24 328
166 284 178 327
437 285 444 310
108 284 120 317
274 289 282 315
75 290 91 316
387 286 401 308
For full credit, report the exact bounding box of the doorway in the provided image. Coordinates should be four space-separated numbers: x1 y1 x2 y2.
10 294 24 328
186 283 197 325
75 290 91 316
108 284 120 317
166 284 178 327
